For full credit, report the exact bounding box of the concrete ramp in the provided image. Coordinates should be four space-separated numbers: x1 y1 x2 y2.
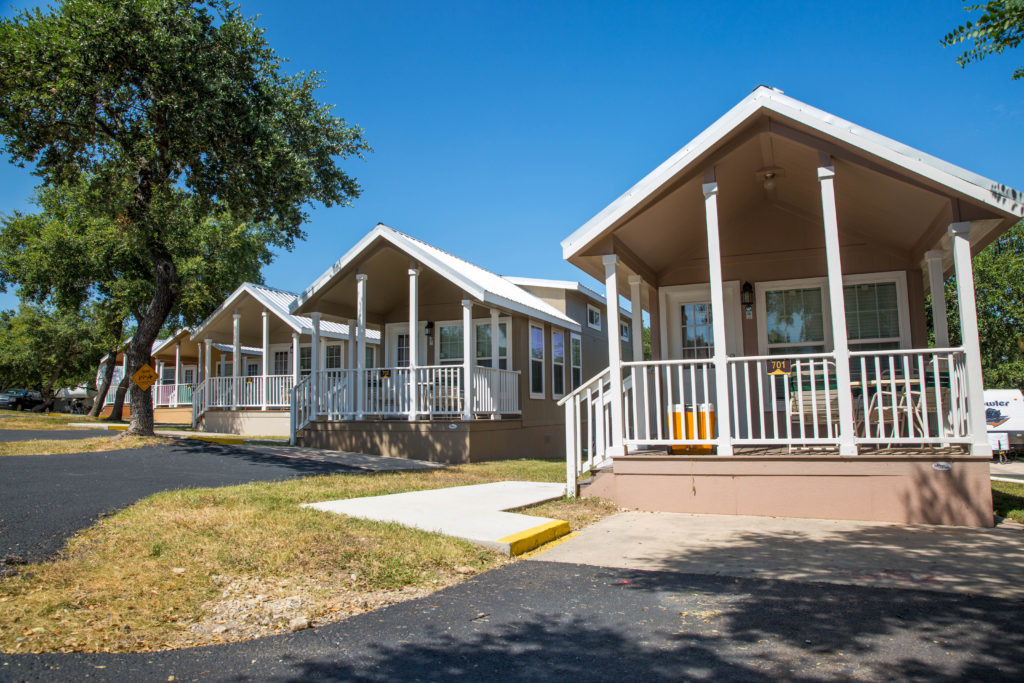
303 481 568 555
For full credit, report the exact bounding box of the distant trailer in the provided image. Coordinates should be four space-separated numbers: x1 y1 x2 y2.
985 389 1024 453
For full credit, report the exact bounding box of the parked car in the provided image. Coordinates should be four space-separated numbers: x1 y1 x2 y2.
0 389 45 411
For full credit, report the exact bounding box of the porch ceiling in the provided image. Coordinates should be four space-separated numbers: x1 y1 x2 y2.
292 240 485 323
570 109 1019 289
194 292 301 345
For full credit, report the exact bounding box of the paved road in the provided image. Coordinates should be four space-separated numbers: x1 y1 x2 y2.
0 429 105 442
3 560 1023 681
0 440 439 566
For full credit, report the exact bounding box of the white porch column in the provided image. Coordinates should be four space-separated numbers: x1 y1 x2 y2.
356 274 368 419
925 250 950 348
261 309 269 411
648 283 662 360
461 298 474 420
628 275 644 362
311 312 322 416
817 156 857 455
408 268 420 421
204 338 212 406
702 172 734 455
232 313 241 410
489 308 500 367
291 332 300 388
602 255 626 456
173 343 181 407
348 318 357 370
949 222 992 456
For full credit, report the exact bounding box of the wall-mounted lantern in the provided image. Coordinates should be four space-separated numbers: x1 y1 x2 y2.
741 281 754 319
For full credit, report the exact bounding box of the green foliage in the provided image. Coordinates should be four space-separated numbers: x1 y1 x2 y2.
0 304 106 403
0 0 368 431
942 0 1024 80
939 221 1024 389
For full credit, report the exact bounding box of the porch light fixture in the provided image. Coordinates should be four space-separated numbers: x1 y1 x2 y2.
425 321 434 337
741 281 754 319
755 167 785 192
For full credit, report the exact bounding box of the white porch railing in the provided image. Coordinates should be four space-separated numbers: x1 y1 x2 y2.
191 375 295 425
153 383 194 407
289 365 522 442
562 347 976 493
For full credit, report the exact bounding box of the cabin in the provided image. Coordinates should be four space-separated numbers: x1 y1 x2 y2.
559 86 1023 527
188 282 380 437
287 224 621 462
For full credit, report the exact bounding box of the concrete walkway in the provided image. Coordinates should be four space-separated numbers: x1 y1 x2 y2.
533 511 1024 599
991 459 1024 481
68 422 287 445
305 481 569 555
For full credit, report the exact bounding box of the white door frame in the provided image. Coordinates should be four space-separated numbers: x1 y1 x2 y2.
658 281 743 359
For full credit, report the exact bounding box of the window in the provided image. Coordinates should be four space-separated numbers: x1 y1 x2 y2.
246 362 259 377
551 330 565 398
620 322 630 342
365 346 376 368
438 325 463 364
299 347 311 376
325 344 342 369
570 333 582 390
273 350 290 375
844 281 901 351
530 324 545 398
395 334 410 367
161 366 175 384
220 361 232 378
587 304 602 331
764 288 826 356
475 322 508 369
680 302 715 359
183 368 194 385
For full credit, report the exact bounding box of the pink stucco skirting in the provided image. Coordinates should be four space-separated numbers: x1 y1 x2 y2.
582 455 994 527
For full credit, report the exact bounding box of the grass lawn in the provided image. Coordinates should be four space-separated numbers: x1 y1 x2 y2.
0 435 165 456
0 459 617 654
0 412 106 430
992 480 1024 524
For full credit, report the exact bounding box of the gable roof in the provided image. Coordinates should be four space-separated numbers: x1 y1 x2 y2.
562 85 1024 259
191 282 381 343
502 276 605 306
292 224 580 331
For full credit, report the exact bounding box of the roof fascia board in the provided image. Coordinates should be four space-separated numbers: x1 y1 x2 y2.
562 87 1023 260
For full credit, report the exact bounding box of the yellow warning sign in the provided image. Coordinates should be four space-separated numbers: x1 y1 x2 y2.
132 363 159 392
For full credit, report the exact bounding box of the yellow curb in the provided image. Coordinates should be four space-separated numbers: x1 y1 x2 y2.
517 531 579 559
178 435 245 445
106 424 128 431
498 519 570 557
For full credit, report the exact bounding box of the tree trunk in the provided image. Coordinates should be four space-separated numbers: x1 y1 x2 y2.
88 352 119 417
105 375 129 422
126 253 179 436
89 320 124 418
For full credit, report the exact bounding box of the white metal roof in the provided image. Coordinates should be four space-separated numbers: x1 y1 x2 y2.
502 276 606 306
292 224 581 331
190 282 381 343
562 85 1024 259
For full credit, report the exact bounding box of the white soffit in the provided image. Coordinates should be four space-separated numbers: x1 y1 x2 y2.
561 86 1024 259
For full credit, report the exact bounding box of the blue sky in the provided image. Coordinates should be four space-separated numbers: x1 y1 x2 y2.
1 1 1022 312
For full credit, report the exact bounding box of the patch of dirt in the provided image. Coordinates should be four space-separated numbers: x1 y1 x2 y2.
182 574 443 646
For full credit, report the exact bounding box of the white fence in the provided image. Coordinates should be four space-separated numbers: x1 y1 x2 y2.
191 375 295 425
561 347 975 489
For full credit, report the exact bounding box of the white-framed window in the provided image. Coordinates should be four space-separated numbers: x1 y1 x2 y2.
620 322 630 342
299 347 311 376
570 333 582 390
365 346 376 368
587 304 602 331
551 329 565 398
680 302 714 359
529 323 545 399
219 361 233 378
475 322 509 369
325 344 342 369
246 361 260 377
764 287 826 356
438 324 463 365
755 272 911 356
182 368 195 385
273 350 290 375
395 333 410 367
161 366 175 384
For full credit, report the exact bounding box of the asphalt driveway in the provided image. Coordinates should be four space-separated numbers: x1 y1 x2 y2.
0 429 106 442
0 439 439 566
3 560 1023 681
